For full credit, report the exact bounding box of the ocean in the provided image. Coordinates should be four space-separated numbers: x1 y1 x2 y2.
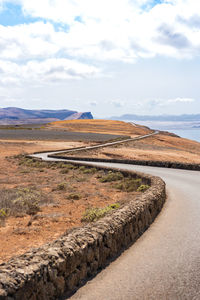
125 120 200 143
164 128 200 143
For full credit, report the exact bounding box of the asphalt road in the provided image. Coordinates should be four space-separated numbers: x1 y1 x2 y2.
67 163 200 300
32 131 158 159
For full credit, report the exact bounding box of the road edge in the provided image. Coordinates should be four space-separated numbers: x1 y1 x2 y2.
0 165 165 300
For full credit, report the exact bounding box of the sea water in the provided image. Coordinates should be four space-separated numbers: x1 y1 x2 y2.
166 129 200 143
125 120 200 143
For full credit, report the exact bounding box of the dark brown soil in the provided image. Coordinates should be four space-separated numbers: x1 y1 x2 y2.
0 129 124 142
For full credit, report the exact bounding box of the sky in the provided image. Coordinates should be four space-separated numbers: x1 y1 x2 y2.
0 0 200 118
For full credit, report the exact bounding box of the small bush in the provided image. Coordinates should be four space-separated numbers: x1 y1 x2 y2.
20 170 30 174
137 184 150 192
76 177 87 182
78 166 97 174
0 208 7 226
83 168 97 174
12 188 41 215
57 162 67 168
17 157 77 171
18 156 47 169
79 166 86 171
99 171 124 183
56 182 67 191
67 193 80 200
81 203 120 222
0 188 48 217
113 177 142 193
60 169 69 174
114 178 142 192
65 164 76 169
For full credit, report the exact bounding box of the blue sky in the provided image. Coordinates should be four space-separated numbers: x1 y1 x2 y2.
0 0 200 117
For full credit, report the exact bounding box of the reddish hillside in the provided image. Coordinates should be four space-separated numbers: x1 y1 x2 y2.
47 119 152 136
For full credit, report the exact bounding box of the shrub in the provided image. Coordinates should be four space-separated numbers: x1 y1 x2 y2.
114 178 142 192
60 169 69 174
56 182 67 191
0 208 7 226
83 168 97 174
20 170 30 174
99 171 124 183
67 193 80 200
65 164 76 169
137 184 150 192
0 188 48 217
76 177 87 182
57 162 67 168
12 188 41 215
81 203 120 222
17 156 48 169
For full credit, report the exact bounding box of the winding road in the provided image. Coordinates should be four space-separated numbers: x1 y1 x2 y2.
32 135 200 300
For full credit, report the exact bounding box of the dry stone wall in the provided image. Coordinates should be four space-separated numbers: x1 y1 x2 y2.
49 155 200 171
0 167 166 300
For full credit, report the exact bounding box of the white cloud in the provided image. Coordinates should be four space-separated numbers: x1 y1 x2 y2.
88 101 97 107
0 22 60 60
24 58 100 81
168 97 195 103
0 0 200 86
146 97 196 109
110 99 125 108
0 58 100 86
1 1 200 63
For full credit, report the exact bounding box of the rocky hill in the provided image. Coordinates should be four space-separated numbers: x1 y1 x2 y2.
0 107 93 125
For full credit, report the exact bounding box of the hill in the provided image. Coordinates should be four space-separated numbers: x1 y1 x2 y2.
47 119 152 136
0 107 93 125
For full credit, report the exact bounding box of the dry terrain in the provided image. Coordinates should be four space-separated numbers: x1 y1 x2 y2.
58 133 200 164
0 138 144 264
47 119 151 137
1 119 200 264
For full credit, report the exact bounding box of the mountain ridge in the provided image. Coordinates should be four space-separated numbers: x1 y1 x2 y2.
0 107 93 125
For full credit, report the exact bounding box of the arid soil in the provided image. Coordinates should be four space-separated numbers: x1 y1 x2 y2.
59 133 200 164
0 140 141 264
1 119 200 264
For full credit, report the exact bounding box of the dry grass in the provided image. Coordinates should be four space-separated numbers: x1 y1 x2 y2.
47 119 151 137
0 187 50 217
0 146 142 263
58 133 200 164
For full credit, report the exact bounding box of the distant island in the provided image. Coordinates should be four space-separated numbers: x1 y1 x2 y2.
110 113 200 122
0 107 93 125
110 114 200 129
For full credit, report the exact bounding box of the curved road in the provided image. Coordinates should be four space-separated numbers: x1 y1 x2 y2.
33 151 200 299
32 130 159 160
